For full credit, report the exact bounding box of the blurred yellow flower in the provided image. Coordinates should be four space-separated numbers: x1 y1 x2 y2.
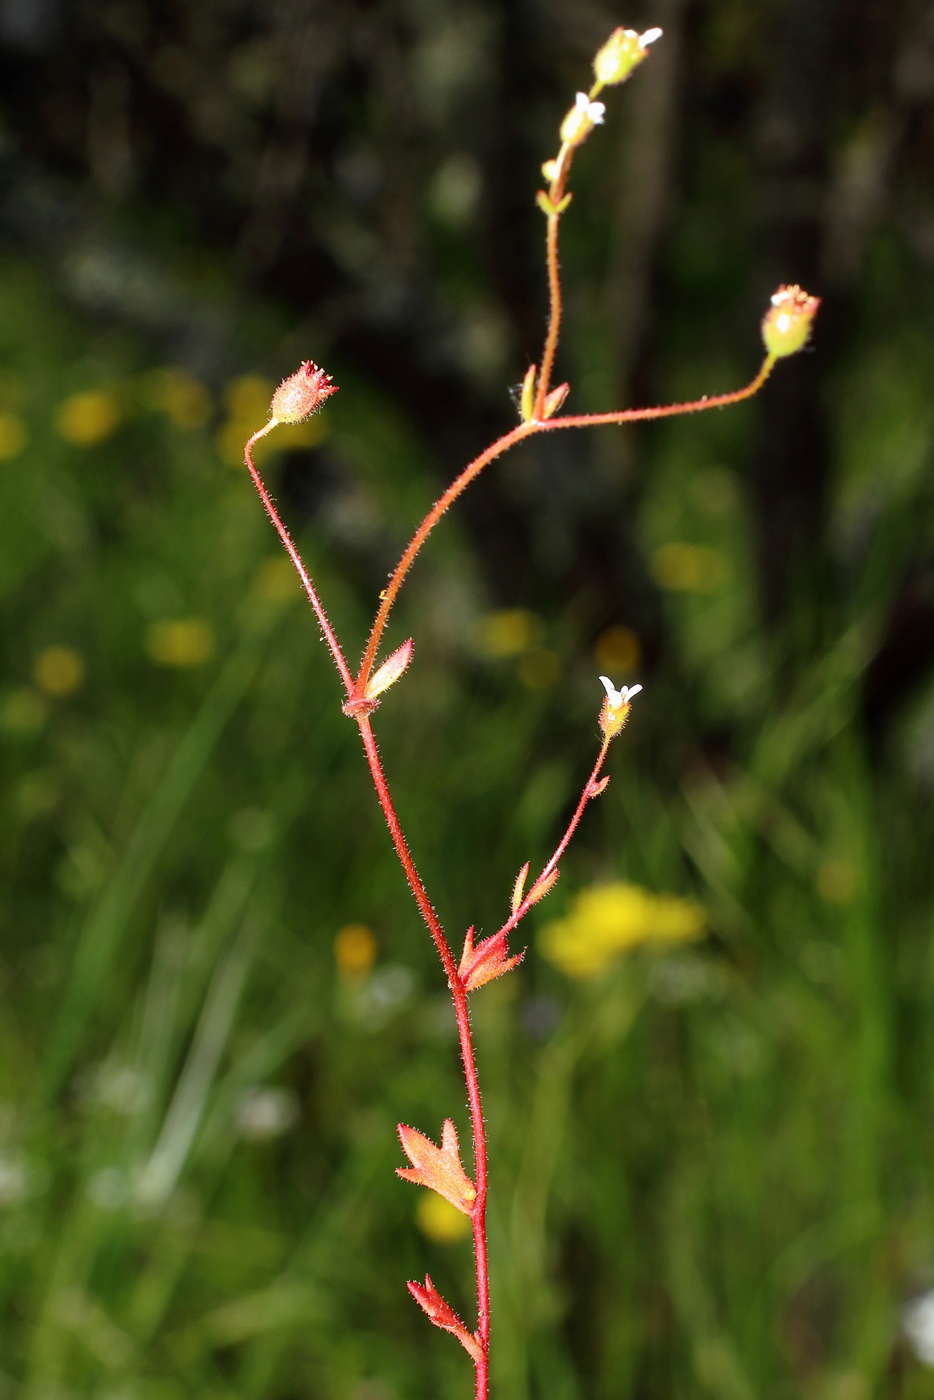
56 391 120 446
477 608 540 658
226 375 276 422
539 882 705 978
594 624 640 674
251 555 298 605
518 648 560 689
817 858 859 905
416 1191 473 1244
334 923 377 979
145 618 215 668
651 543 730 593
146 368 212 429
0 412 28 460
2 688 48 733
34 646 85 697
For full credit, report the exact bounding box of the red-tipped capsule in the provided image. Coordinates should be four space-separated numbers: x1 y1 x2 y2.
761 286 820 359
270 361 337 425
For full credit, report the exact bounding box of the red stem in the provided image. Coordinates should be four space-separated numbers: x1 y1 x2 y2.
244 429 354 696
534 211 562 417
356 356 774 692
356 716 490 1396
357 421 536 690
499 740 610 941
243 80 779 1390
544 354 776 430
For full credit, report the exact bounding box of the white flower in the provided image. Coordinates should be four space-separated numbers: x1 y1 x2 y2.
560 92 606 146
640 28 663 47
576 91 605 124
599 675 643 709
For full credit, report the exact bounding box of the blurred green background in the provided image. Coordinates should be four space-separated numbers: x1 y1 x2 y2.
2 1 934 1397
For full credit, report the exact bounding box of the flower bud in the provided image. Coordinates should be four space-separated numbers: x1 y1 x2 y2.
269 361 337 425
760 286 820 359
593 27 662 87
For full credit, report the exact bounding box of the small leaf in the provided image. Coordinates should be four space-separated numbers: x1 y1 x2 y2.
535 190 572 216
366 638 414 700
397 1119 477 1214
511 861 531 916
542 383 569 418
520 366 537 423
407 1276 483 1363
527 868 560 906
588 775 610 798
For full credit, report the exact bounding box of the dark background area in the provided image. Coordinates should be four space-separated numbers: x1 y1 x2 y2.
5 0 934 707
1 1 934 1398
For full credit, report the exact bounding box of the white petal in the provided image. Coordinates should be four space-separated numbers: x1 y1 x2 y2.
640 27 663 46
574 91 591 111
588 101 606 124
621 683 643 703
599 675 622 706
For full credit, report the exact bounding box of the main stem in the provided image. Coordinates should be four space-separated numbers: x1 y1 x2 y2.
244 113 780 1397
356 716 490 1400
242 444 492 1395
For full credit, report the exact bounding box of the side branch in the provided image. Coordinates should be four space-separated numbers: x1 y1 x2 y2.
543 354 776 431
358 421 536 688
500 739 610 942
244 426 354 695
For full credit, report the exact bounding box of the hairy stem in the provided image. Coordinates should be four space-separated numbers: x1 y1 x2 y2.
357 421 536 689
355 715 491 1397
244 426 354 695
535 211 563 417
499 740 610 942
545 354 777 430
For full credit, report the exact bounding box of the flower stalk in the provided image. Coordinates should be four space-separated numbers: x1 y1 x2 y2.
239 23 819 1400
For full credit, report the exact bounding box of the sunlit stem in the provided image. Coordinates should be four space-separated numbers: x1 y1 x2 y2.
357 421 537 690
244 423 354 695
355 714 490 1398
498 739 611 942
534 141 576 419
544 354 777 431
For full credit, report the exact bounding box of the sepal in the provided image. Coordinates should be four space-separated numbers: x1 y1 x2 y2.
511 862 531 915
526 868 560 905
366 638 414 700
519 366 537 422
536 190 573 217
542 383 570 418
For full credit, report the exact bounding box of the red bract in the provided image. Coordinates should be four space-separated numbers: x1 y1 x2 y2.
458 927 524 993
407 1276 483 1363
397 1119 477 1214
